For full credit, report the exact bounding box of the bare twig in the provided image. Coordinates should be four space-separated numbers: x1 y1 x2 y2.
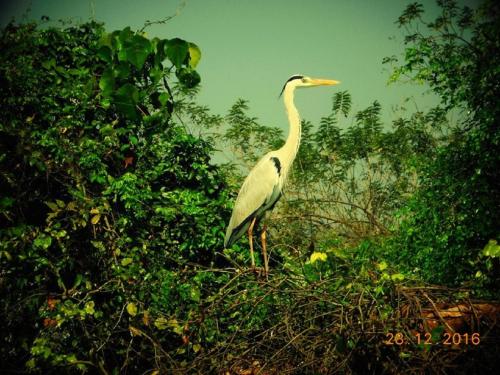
139 1 186 33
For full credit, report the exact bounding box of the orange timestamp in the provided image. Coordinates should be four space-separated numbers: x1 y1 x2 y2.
384 332 481 346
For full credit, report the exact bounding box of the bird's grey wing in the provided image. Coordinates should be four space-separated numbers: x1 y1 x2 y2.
224 156 281 247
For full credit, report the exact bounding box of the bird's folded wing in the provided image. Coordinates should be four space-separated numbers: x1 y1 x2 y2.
225 156 281 241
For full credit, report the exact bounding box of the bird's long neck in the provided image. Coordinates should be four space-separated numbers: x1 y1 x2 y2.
279 86 301 178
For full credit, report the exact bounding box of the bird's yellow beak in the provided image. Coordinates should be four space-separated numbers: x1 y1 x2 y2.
310 78 341 86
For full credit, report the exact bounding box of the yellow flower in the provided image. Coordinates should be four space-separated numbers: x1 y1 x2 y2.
310 252 327 264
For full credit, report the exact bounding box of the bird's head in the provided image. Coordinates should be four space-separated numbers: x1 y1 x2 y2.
279 74 340 96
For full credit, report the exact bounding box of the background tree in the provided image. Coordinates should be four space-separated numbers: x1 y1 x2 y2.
220 90 440 275
384 0 500 287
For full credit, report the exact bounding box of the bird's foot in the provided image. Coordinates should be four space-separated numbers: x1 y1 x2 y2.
250 266 268 280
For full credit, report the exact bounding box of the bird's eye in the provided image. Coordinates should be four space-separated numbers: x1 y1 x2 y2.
301 77 307 83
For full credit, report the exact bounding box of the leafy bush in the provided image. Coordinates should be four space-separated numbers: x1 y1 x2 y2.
0 20 230 372
385 0 500 289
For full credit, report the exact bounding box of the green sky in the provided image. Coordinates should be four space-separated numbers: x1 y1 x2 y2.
0 0 479 141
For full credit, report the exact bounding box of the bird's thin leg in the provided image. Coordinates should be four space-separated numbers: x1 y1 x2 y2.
261 224 269 277
248 217 256 268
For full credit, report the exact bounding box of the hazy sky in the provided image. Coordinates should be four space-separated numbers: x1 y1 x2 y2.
0 1 478 135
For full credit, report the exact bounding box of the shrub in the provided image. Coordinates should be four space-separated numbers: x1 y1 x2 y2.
0 20 229 372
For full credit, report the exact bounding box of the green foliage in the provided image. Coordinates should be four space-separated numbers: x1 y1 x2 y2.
1 1 498 372
0 20 230 372
223 99 284 167
385 0 500 288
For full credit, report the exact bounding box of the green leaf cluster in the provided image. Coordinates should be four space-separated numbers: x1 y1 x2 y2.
385 0 500 288
0 20 228 372
96 26 201 119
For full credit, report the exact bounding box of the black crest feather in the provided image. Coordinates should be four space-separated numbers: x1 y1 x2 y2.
279 75 304 97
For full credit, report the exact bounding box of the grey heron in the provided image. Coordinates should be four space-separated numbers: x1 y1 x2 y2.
224 75 340 276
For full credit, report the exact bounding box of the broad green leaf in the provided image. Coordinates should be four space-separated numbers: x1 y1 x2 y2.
158 92 170 107
152 38 167 65
99 68 115 97
165 38 189 68
113 62 130 79
97 46 112 63
101 97 111 109
114 83 139 119
188 42 201 68
118 48 128 62
124 34 152 70
129 135 138 145
34 234 52 249
73 274 83 289
117 27 134 46
121 257 133 266
115 83 139 103
99 32 114 49
149 66 163 84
